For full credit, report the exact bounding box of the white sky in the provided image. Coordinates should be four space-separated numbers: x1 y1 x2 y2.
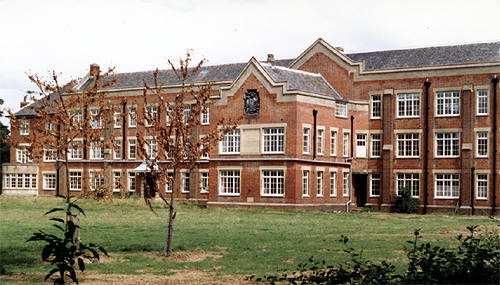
1 0 499 127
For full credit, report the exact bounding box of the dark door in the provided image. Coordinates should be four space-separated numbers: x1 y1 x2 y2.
145 173 156 198
353 174 367 207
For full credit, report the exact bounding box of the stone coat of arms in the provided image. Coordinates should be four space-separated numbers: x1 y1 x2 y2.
244 89 260 115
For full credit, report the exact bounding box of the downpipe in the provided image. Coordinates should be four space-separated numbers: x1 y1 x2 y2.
346 158 353 212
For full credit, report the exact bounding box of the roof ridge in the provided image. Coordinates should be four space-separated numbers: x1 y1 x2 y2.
347 41 500 56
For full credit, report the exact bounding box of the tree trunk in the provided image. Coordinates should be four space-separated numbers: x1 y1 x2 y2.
164 166 177 256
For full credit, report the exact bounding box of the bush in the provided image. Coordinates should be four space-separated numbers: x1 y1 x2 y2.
391 188 418 213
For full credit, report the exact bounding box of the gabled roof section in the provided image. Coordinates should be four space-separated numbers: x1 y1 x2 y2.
289 38 358 70
14 84 76 117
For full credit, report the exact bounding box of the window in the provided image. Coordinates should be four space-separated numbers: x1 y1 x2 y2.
262 170 285 197
3 173 36 190
316 129 324 155
302 170 309 197
114 106 122 128
343 172 349 197
113 172 121 192
435 132 460 157
145 138 157 159
113 140 122 160
90 108 102 128
145 105 158 127
128 106 137 127
43 173 56 190
397 93 420 118
263 128 285 153
69 171 82 191
16 148 31 163
219 170 240 195
68 141 83 160
181 172 190 193
330 130 337 156
165 105 173 124
200 172 209 193
68 110 83 128
128 139 137 159
476 174 488 199
44 148 57 162
183 105 191 123
343 132 350 157
89 171 104 191
90 141 104 159
371 134 381 158
335 101 347 118
303 128 310 154
435 174 459 198
436 91 460 116
316 171 323 197
329 172 337 197
370 173 381 197
476 90 488 116
396 173 420 197
220 129 240 154
165 172 174 193
396 133 420 158
201 106 209 125
20 119 29 135
476 132 488 157
128 172 136 192
356 134 367 158
371 95 381 119
46 122 56 131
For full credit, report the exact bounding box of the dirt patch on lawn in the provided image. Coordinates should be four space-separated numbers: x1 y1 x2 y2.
143 248 226 262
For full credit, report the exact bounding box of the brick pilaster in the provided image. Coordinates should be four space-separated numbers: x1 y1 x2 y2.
460 86 473 212
381 89 394 207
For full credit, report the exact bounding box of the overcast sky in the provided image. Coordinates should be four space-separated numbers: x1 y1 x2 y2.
1 0 499 127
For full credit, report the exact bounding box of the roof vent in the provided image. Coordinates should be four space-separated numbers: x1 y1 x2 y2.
267 54 275 66
336 47 344 52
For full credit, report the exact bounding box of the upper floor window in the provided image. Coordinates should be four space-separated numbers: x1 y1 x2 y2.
476 90 488 116
20 119 29 135
435 132 459 158
303 128 310 154
335 101 347 118
68 141 83 160
128 106 137 128
330 130 337 157
220 129 240 154
90 141 104 159
370 134 381 158
262 170 285 197
90 108 102 129
396 133 420 158
145 138 157 159
356 134 367 158
343 132 350 157
316 128 324 155
183 105 191 123
113 139 122 160
44 148 57 162
68 110 83 128
371 95 381 119
114 106 122 128
145 105 158 127
397 93 420 118
45 122 56 131
201 106 209 125
476 132 488 157
263 128 284 153
436 91 460 116
128 138 137 159
16 148 32 163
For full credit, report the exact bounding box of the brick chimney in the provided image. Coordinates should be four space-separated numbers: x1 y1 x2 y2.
20 95 29 108
267 54 275 66
90 63 100 76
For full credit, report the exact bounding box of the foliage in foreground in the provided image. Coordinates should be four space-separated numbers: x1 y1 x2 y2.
252 225 500 284
27 202 107 284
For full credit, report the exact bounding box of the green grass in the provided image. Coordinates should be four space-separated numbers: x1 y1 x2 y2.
0 196 498 282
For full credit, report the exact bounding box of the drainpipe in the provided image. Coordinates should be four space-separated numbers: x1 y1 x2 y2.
122 101 127 159
350 116 354 158
471 167 475 216
313 109 318 160
492 75 498 216
423 79 431 214
346 158 353 212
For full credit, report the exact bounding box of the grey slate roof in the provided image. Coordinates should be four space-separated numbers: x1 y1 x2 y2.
14 86 72 117
346 42 500 70
261 63 341 98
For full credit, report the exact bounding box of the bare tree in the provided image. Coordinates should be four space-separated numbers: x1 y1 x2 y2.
136 52 239 256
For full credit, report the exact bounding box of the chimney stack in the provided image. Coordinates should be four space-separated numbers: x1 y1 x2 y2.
267 54 275 66
20 95 29 108
90 63 100 76
336 47 344 52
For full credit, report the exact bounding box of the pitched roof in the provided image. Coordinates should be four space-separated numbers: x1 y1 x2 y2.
346 42 500 70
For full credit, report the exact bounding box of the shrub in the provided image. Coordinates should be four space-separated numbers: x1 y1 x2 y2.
391 187 418 213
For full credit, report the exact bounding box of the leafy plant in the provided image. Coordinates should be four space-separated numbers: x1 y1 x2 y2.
27 202 107 284
391 187 418 213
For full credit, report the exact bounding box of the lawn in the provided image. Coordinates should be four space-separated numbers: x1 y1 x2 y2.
0 196 498 284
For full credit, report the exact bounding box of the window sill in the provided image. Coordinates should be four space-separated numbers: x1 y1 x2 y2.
395 156 420 159
218 193 241 197
261 194 285 198
370 117 381 120
395 116 420 119
434 156 460 159
475 197 488 201
433 197 459 200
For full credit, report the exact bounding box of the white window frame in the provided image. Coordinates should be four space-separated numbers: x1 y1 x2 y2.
69 171 82 191
371 95 381 119
396 173 420 198
90 140 104 160
43 173 56 190
16 147 32 163
89 170 104 191
145 137 157 159
165 172 174 193
355 133 367 158
128 138 137 159
330 129 337 157
68 140 83 160
316 127 324 155
475 131 488 158
396 133 420 158
218 169 241 196
342 131 350 157
128 172 136 192
183 105 191 123
435 91 460 117
181 171 190 193
113 171 121 192
370 173 381 197
114 106 122 128
262 127 285 154
261 169 285 197
435 132 460 158
475 173 488 200
329 170 337 197
200 171 209 193
201 106 209 125
90 108 102 129
335 101 347 118
302 169 310 197
396 93 420 118
303 127 310 154
434 173 459 199
316 170 324 197
145 104 158 127
113 139 122 160
342 172 349 197
20 119 30 135
476 89 489 116
128 106 137 128
370 134 381 158
43 148 57 162
220 129 240 154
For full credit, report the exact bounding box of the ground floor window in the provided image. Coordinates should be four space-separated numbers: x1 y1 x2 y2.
302 170 309 197
219 170 240 195
89 171 104 191
128 172 136 192
370 173 381 197
476 174 488 199
165 172 173 193
435 174 459 198
316 171 324 197
261 170 285 197
343 172 349 197
69 171 82 191
330 172 337 197
181 172 190 193
113 172 121 192
3 173 37 190
43 173 56 190
200 172 209 193
396 173 419 197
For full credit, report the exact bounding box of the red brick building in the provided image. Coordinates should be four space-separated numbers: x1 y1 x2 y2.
3 39 499 214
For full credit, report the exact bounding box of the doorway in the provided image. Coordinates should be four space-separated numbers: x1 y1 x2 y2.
353 174 367 207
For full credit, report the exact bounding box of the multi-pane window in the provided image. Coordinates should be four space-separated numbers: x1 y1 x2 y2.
3 173 36 190
128 139 137 159
219 170 240 195
183 105 191 123
476 174 488 199
436 91 460 116
181 172 190 193
371 134 381 158
113 172 121 192
145 105 158 127
68 110 83 127
128 106 137 127
128 172 136 192
397 93 420 117
68 141 83 160
262 170 285 196
263 128 285 153
113 140 122 160
43 173 56 190
220 129 240 154
330 130 337 156
435 132 460 157
370 173 381 196
329 172 337 197
396 133 420 158
476 90 488 116
16 148 31 163
201 106 209 125
145 138 157 159
356 134 367 158
316 171 323 197
90 141 104 159
114 106 122 128
343 172 349 197
317 129 324 155
302 170 309 197
45 122 56 131
165 105 173 124
90 108 102 128
343 132 350 157
89 171 104 191
335 101 347 118
371 95 381 119
69 171 82 191
476 132 488 157
303 128 310 154
200 172 209 193
20 119 29 135
44 148 57 161
165 172 174 193
396 173 420 197
435 174 459 198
